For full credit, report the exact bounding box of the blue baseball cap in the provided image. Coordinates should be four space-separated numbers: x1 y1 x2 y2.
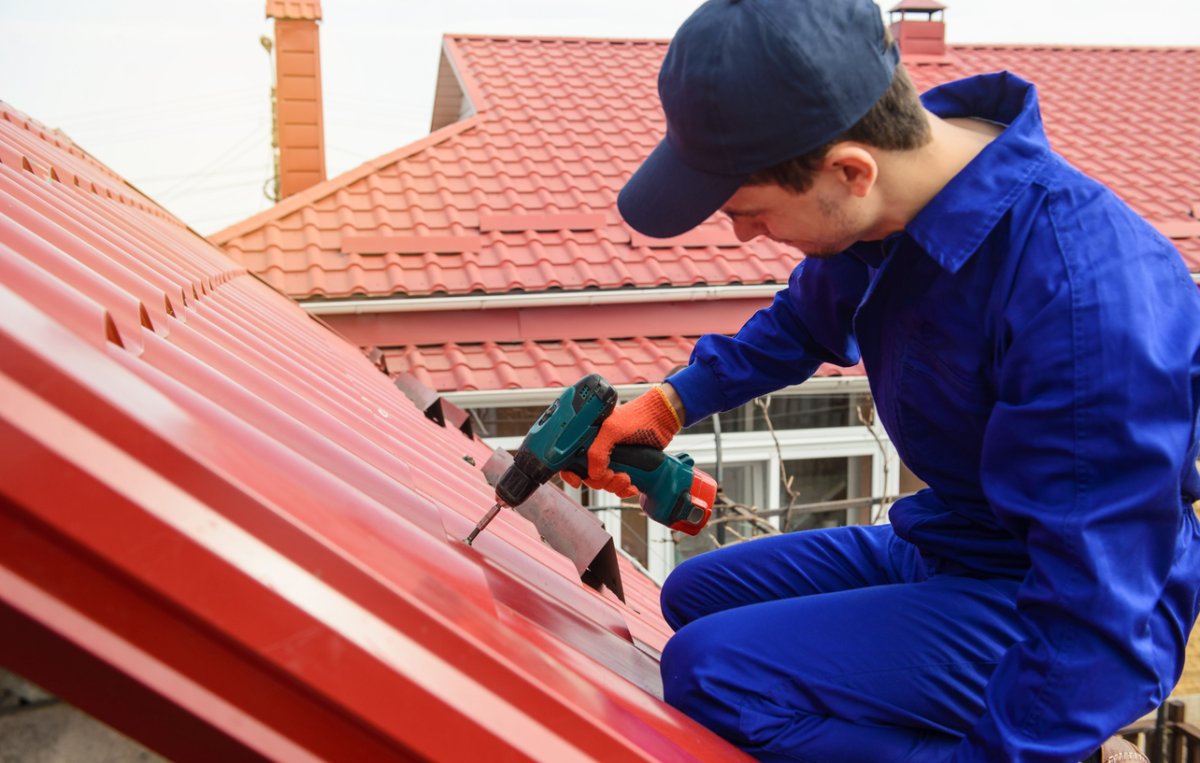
619 0 900 238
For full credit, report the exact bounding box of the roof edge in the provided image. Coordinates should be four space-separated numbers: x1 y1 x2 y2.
445 32 670 45
0 101 193 232
433 33 1198 52
207 112 487 244
440 36 490 114
943 42 1200 52
299 283 783 315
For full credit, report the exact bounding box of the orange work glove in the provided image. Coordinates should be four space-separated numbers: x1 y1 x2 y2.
561 386 682 498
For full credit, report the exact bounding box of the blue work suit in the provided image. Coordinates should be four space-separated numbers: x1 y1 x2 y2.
662 72 1200 762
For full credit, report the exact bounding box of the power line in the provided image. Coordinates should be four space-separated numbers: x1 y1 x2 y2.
136 164 267 183
49 87 263 125
159 179 267 197
154 120 270 199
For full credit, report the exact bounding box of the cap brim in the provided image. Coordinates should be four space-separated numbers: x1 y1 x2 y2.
617 139 747 239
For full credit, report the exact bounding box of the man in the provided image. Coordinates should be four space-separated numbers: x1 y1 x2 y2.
571 0 1200 760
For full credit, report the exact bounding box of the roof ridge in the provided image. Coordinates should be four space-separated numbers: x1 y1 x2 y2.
437 34 1198 52
447 32 669 45
0 101 191 230
208 113 486 244
2 101 136 189
945 42 1199 52
210 34 508 244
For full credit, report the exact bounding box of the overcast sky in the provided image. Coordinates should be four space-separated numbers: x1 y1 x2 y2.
3 0 1197 234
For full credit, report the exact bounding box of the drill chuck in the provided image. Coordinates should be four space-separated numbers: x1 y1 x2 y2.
495 448 555 507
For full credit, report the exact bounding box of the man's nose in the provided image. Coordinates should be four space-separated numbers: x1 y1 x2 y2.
731 216 762 242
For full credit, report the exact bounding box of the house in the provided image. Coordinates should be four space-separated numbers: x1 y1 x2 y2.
0 97 744 758
213 1 1200 584
3 2 1199 758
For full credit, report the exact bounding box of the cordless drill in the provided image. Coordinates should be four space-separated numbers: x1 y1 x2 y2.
465 374 717 544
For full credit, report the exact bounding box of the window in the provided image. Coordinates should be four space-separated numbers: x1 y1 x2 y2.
778 455 872 531
674 461 768 565
466 405 545 438
619 497 650 569
683 392 870 434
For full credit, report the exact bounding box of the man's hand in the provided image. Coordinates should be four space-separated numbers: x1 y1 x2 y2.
561 385 683 497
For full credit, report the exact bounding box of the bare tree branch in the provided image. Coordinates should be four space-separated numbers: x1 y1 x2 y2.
754 395 801 532
856 397 893 524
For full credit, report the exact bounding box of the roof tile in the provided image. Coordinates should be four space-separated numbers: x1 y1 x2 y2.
214 39 1199 300
389 337 866 393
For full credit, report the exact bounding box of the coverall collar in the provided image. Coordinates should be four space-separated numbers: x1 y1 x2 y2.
903 72 1054 274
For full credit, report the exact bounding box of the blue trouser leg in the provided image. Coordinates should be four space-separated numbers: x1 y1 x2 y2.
659 525 1027 763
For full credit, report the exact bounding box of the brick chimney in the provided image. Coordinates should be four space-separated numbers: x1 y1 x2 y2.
888 0 948 59
265 1 326 199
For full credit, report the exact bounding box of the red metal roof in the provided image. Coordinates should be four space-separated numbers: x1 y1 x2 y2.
391 337 865 393
213 36 1200 299
0 99 747 761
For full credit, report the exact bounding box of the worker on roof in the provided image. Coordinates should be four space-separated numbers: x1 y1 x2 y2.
569 0 1200 760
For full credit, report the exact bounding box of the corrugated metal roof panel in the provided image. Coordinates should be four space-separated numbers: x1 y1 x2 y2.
0 101 747 761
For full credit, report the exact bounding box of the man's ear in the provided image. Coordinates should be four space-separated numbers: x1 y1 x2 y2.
823 144 878 198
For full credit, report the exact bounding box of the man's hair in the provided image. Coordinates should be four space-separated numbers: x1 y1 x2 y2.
745 64 931 193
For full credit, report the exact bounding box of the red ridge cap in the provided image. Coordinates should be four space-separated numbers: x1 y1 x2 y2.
629 227 742 249
341 235 483 255
944 43 1199 52
446 32 669 45
480 213 605 233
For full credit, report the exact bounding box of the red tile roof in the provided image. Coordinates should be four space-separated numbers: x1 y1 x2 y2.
0 99 746 761
213 36 1200 300
390 337 865 393
213 36 797 299
907 45 1200 259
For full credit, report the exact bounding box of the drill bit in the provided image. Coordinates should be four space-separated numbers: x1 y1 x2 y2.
464 502 502 545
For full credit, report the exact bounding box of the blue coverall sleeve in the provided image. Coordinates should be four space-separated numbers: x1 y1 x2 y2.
667 255 870 427
953 208 1200 761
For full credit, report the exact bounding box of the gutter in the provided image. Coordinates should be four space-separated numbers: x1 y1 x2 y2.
441 377 869 408
300 284 782 315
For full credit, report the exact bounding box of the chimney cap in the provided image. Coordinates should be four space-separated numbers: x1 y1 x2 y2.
265 1 322 21
888 0 947 13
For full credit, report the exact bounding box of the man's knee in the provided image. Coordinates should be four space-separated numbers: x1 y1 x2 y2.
662 617 819 753
660 554 712 631
661 618 744 738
